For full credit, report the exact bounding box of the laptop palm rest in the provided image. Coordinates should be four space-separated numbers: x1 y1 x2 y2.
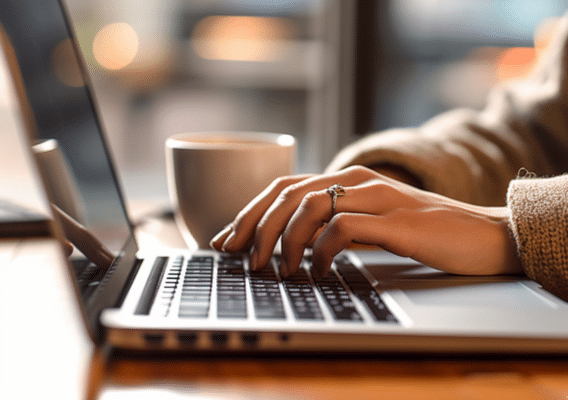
357 251 557 309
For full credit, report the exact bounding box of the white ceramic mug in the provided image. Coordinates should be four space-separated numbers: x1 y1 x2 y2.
32 138 87 224
166 131 296 249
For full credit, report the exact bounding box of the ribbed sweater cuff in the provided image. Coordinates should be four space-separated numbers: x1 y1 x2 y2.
507 174 568 301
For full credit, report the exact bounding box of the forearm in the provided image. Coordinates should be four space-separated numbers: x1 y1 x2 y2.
327 12 568 206
326 109 528 206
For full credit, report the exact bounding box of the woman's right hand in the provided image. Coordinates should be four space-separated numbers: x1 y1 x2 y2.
210 166 522 279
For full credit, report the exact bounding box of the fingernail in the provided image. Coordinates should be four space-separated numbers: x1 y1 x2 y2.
210 225 232 250
249 248 258 271
279 258 289 278
222 231 237 252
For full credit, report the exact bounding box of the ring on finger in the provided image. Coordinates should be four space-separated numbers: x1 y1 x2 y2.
327 184 346 217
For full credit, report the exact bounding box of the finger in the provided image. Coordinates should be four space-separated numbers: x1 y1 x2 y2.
251 166 379 270
279 180 412 276
280 189 331 276
53 204 114 270
311 212 417 279
210 224 233 251
221 174 314 253
305 225 325 248
62 240 74 257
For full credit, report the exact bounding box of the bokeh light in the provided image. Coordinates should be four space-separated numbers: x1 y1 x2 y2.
496 47 536 81
495 16 561 82
92 22 138 70
191 16 295 62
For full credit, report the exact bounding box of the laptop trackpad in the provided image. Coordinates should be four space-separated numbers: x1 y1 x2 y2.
358 251 558 309
397 280 555 309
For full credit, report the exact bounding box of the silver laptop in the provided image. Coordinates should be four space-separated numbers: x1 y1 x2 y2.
3 0 567 355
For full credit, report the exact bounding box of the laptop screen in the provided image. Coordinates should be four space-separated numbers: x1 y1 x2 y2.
0 1 132 256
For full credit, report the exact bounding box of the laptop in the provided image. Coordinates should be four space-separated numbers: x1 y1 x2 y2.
2 0 567 355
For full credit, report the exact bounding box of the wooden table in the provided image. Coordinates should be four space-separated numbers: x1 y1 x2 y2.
1 211 567 400
95 351 568 400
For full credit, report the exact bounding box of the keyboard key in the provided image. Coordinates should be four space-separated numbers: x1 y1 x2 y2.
314 271 363 322
179 256 213 319
282 269 324 321
335 258 398 323
217 255 247 319
250 260 286 320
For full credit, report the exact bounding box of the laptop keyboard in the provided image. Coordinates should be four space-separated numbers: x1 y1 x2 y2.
283 268 324 320
216 256 247 319
72 258 108 301
151 254 398 324
315 268 363 321
249 259 287 319
179 256 212 318
334 258 398 323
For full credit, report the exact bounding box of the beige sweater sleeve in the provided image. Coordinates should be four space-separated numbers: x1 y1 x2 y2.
326 12 568 206
507 174 568 301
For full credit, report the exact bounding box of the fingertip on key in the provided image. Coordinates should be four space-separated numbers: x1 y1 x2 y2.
211 225 232 251
249 249 258 271
279 258 289 278
221 231 238 252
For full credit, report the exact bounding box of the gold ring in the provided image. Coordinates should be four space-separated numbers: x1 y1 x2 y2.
327 184 346 217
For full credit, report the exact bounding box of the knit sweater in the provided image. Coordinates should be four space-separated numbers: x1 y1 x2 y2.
326 13 568 300
507 175 568 301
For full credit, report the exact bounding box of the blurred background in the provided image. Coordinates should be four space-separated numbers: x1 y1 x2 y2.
63 0 568 208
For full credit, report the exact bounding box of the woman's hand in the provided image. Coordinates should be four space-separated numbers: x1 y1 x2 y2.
210 166 522 279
